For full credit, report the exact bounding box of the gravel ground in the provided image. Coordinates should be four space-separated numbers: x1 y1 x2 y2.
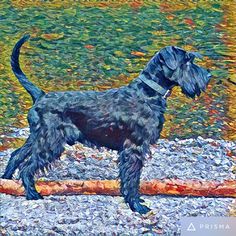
0 128 235 235
0 194 234 236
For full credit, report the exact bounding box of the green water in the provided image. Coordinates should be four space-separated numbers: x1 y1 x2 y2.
0 1 235 148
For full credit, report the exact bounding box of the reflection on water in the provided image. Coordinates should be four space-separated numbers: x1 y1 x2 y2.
0 0 235 149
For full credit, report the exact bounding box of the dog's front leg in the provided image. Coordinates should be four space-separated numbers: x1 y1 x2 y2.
118 140 151 214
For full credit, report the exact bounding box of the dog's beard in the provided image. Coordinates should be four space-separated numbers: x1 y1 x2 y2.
170 62 211 99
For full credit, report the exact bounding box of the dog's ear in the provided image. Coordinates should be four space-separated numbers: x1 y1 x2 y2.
158 46 188 70
158 46 179 70
157 46 187 79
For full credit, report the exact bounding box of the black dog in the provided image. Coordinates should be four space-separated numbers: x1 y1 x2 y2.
2 35 211 214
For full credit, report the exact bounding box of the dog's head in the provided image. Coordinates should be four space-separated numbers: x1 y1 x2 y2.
142 46 211 98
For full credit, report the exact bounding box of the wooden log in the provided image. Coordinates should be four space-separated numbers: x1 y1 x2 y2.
0 179 235 197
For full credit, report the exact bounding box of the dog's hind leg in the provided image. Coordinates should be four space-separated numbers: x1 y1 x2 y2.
20 143 65 200
2 136 33 179
20 154 44 200
118 140 151 214
20 115 66 200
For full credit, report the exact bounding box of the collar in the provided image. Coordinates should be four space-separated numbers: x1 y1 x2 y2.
138 74 170 99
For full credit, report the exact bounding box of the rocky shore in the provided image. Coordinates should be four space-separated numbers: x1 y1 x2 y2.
0 129 235 235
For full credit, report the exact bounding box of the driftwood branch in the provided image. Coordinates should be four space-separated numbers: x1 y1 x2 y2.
0 179 235 198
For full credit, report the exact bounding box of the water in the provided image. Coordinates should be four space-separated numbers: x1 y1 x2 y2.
0 0 235 150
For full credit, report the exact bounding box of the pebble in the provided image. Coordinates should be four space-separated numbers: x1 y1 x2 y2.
0 129 235 235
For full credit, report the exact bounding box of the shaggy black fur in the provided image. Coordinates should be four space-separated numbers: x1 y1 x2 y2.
2 35 211 214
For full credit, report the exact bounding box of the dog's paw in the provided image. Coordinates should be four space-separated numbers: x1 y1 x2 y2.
129 199 151 215
26 192 44 200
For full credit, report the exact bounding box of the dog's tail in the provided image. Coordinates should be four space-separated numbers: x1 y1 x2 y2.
11 34 45 103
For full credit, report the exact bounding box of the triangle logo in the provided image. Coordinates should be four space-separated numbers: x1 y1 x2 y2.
187 223 196 232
